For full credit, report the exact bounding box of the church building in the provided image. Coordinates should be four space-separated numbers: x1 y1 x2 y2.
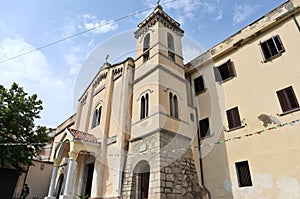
45 0 300 198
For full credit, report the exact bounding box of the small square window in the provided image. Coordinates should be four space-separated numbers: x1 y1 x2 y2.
194 76 205 94
277 86 299 113
235 161 252 187
199 117 210 138
226 107 242 130
214 59 235 82
260 35 285 61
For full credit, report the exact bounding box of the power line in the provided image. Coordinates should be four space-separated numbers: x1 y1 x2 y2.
0 0 177 64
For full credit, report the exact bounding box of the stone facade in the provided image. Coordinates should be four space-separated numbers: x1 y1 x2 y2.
122 131 205 199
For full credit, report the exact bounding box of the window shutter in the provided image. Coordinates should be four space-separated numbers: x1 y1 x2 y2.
194 76 204 93
277 89 290 112
260 41 271 60
236 161 252 187
274 35 285 53
227 60 235 77
227 107 241 129
286 86 299 109
199 118 210 138
214 67 222 82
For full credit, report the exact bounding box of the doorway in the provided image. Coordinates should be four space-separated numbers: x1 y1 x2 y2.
134 161 150 199
84 163 94 197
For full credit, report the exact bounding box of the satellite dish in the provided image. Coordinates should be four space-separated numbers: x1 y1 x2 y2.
258 114 281 127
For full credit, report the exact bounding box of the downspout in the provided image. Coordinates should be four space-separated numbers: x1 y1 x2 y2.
188 75 211 199
195 107 211 199
293 15 300 32
20 164 30 199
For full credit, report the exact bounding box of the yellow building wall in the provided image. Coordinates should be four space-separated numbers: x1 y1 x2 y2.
192 7 300 199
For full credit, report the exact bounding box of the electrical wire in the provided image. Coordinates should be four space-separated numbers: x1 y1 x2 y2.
0 0 177 64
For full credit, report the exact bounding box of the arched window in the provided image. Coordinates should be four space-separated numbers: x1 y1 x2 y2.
143 33 150 52
143 33 150 62
140 93 149 120
169 92 179 119
167 33 174 51
167 33 175 61
169 93 173 117
92 105 102 128
174 95 178 118
97 106 102 126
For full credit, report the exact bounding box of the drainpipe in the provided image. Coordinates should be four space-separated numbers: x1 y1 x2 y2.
195 107 211 199
189 74 211 199
293 15 300 32
20 164 30 199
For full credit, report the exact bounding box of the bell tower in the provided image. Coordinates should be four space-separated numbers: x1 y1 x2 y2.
134 5 184 68
122 5 205 199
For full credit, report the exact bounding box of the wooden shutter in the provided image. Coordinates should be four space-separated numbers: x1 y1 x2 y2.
274 35 285 53
236 161 252 187
227 60 235 77
199 118 210 138
260 41 271 60
277 89 290 112
227 107 241 129
194 76 204 94
214 67 222 82
277 86 299 112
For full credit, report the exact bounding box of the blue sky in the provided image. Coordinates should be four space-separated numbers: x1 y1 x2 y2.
0 0 287 128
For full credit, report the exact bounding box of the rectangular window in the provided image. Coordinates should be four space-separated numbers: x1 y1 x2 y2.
194 76 205 94
235 161 252 187
277 86 299 113
214 59 235 82
199 117 210 138
226 106 242 130
260 35 285 61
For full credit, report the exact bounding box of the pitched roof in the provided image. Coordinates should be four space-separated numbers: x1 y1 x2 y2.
67 128 98 143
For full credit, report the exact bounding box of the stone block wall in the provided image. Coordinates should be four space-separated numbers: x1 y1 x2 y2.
121 130 205 199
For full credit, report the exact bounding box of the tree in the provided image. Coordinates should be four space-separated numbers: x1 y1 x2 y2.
0 83 49 172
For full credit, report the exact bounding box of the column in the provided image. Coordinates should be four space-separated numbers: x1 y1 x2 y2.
45 158 61 199
61 151 78 199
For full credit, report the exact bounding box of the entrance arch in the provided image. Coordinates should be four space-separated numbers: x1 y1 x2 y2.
133 160 150 199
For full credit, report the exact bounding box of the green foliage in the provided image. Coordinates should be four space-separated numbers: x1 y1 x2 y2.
0 83 49 172
77 194 90 199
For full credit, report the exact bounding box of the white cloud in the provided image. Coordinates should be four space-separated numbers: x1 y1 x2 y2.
59 13 119 38
0 37 73 127
145 0 223 23
87 39 95 47
64 46 85 75
83 13 97 20
199 2 223 21
233 3 259 25
83 19 118 34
